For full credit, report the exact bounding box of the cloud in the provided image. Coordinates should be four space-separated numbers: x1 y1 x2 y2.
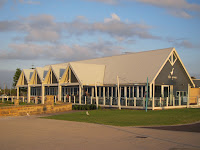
0 14 158 42
167 38 196 49
86 0 200 18
0 41 122 61
0 0 7 8
18 0 40 5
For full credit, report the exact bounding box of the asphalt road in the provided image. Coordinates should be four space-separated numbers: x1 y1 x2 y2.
0 114 200 150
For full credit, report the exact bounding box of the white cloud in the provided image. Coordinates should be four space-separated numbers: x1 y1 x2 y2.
86 0 200 18
18 0 40 5
0 14 158 42
0 41 122 61
104 13 120 23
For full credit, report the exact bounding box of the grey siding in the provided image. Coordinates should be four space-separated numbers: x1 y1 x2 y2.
155 59 193 94
193 80 200 88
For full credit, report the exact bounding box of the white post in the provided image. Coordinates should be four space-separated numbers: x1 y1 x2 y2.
69 96 71 103
152 81 155 110
58 84 61 101
41 84 45 104
22 96 24 102
166 97 169 107
95 82 98 109
110 97 112 106
91 96 92 104
74 96 75 103
11 96 14 103
125 97 127 107
187 84 190 108
64 96 66 103
17 86 19 99
79 85 82 104
103 87 105 105
27 85 31 103
117 76 121 109
134 97 136 107
173 96 175 106
137 86 139 98
179 95 181 106
35 96 37 104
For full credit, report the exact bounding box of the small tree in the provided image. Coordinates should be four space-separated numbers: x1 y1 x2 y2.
13 68 22 87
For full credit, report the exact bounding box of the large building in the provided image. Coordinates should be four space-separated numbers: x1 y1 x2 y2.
16 47 196 110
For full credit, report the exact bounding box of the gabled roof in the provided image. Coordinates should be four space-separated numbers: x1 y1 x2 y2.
51 63 68 81
36 66 50 82
23 69 34 83
77 48 173 84
69 62 105 85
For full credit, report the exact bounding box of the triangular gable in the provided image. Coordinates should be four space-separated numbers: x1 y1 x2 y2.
60 65 79 84
153 48 195 87
43 67 58 84
69 62 105 86
16 70 30 86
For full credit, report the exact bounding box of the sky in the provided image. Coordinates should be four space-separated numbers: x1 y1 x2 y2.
0 0 200 88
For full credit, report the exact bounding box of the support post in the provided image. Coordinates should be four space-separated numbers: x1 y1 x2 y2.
125 97 127 107
187 84 190 108
17 86 19 99
166 97 169 107
179 95 181 106
103 87 105 105
58 84 61 101
27 85 30 103
110 97 112 106
117 76 121 110
41 84 45 104
91 96 92 104
79 85 82 104
22 96 24 102
95 82 98 109
173 96 175 106
64 96 66 103
134 97 136 107
152 81 155 110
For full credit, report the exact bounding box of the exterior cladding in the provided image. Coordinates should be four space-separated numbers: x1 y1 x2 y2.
155 58 193 94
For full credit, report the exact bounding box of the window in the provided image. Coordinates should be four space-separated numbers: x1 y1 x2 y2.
176 91 187 97
169 52 177 66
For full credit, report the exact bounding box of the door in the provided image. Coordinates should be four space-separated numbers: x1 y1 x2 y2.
161 85 169 98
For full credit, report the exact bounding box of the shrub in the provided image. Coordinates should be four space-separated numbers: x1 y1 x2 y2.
72 104 99 110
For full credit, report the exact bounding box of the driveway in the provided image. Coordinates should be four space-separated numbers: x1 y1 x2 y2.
0 114 200 150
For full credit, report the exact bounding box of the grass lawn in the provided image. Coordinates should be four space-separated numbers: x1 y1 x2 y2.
43 108 200 126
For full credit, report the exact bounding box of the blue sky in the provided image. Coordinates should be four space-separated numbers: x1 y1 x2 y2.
0 0 200 88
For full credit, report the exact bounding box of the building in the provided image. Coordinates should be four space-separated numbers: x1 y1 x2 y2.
16 47 196 110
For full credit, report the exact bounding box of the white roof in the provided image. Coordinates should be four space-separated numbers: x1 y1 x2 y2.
70 62 105 85
77 48 173 84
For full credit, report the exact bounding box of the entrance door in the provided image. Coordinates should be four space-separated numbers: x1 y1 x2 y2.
161 85 169 98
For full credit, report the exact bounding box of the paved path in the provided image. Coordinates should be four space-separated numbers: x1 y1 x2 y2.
0 115 200 150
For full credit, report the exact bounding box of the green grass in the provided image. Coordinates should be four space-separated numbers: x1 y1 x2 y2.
43 108 200 126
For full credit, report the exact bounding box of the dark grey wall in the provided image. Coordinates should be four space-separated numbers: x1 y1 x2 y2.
52 72 58 83
155 59 193 94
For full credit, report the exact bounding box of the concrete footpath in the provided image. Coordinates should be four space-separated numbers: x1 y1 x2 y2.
0 115 200 150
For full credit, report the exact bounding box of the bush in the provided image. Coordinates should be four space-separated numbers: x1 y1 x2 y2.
72 104 99 110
